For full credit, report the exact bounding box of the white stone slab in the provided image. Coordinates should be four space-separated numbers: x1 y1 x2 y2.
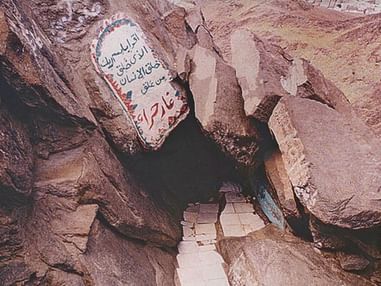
208 278 230 286
197 244 216 252
222 224 245 237
181 281 207 286
198 251 224 265
222 203 235 214
177 253 200 268
183 235 197 241
233 202 254 213
195 223 216 235
238 213 264 225
177 268 204 285
195 233 217 241
181 220 194 226
198 239 217 245
184 211 198 223
178 241 199 254
220 213 240 226
199 203 219 214
201 264 227 280
182 226 194 238
243 223 264 235
197 212 218 224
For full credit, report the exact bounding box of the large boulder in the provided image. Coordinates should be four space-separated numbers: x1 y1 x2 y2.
218 225 374 286
189 44 260 167
268 96 381 229
230 29 351 122
33 132 181 247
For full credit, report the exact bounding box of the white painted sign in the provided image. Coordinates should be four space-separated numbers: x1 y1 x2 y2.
91 14 189 149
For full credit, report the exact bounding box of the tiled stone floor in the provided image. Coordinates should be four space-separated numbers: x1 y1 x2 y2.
175 182 266 286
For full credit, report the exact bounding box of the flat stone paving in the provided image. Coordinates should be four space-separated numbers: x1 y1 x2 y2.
175 182 266 286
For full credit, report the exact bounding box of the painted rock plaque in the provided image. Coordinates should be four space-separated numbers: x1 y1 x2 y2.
91 15 189 149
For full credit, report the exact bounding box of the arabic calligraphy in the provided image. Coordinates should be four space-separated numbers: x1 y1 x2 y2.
91 14 189 149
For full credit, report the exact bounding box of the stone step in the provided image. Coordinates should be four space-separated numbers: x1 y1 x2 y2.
176 182 267 286
176 264 229 286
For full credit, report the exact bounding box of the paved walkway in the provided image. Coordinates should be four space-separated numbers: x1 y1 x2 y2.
175 182 265 286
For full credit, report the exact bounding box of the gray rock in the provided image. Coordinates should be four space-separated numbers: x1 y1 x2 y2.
269 96 381 229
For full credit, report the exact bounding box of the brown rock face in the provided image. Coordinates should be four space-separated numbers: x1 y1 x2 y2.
218 225 373 286
34 132 181 247
83 219 176 286
0 105 33 199
353 87 381 137
269 96 381 229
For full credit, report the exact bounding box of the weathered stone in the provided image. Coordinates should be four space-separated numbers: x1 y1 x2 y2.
0 106 33 198
164 7 197 50
185 7 203 32
39 269 85 286
230 29 351 122
189 44 259 166
0 261 32 286
230 30 289 122
84 72 144 156
83 219 176 286
264 150 301 221
34 132 181 246
353 88 381 138
269 96 381 229
338 253 370 272
218 225 373 286
50 204 98 253
0 9 96 127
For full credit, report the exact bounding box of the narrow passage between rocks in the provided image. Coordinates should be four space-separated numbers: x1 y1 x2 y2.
175 182 266 286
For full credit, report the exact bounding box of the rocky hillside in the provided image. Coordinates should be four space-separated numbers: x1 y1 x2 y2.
0 0 380 285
